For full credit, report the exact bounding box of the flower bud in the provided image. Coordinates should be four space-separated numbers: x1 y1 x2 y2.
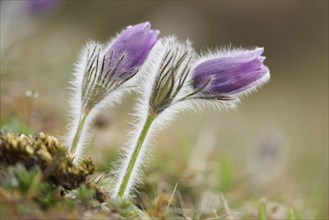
191 48 270 96
105 22 159 79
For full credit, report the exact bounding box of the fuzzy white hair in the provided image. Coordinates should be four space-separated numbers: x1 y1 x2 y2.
110 37 166 198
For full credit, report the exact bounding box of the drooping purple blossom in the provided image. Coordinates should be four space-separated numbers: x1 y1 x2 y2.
105 22 159 79
191 48 270 96
110 38 271 199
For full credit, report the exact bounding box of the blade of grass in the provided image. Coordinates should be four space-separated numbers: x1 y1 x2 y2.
289 208 296 220
165 183 178 216
258 201 267 220
220 193 234 220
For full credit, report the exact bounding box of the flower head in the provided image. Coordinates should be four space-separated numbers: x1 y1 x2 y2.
191 48 270 97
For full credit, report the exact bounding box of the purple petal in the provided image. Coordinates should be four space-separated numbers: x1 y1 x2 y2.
192 48 270 96
219 47 264 63
105 22 159 78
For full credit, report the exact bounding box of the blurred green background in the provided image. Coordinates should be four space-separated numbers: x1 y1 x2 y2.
1 1 328 218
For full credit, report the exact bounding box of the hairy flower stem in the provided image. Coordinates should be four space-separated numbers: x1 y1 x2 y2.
70 111 89 155
117 113 156 198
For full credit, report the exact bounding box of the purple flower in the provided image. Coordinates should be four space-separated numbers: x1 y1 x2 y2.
105 22 159 78
191 48 270 96
27 0 59 14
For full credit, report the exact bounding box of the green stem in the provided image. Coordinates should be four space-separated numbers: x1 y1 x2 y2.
70 112 89 155
117 113 156 198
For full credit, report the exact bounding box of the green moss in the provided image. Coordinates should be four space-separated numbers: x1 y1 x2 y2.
0 132 112 218
0 131 95 190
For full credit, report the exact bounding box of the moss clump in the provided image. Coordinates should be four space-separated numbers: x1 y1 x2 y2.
0 131 95 190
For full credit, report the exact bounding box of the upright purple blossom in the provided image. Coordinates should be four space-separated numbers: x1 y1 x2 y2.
105 22 159 78
191 48 270 97
66 22 159 163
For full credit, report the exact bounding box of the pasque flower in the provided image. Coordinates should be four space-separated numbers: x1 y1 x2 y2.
66 22 158 163
112 38 270 199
